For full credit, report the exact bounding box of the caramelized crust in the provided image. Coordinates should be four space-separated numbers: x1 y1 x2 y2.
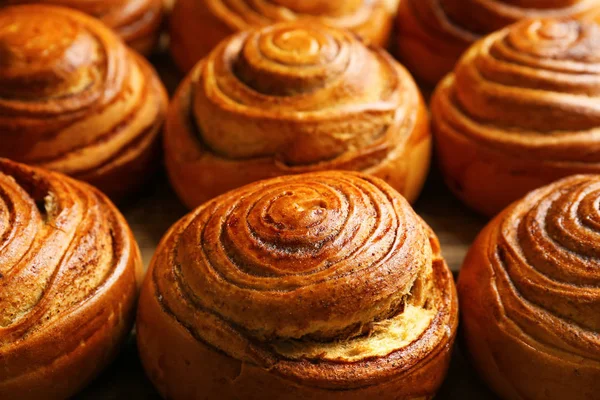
165 22 430 209
169 0 396 72
1 0 164 55
137 171 458 400
458 175 600 400
432 18 600 216
396 0 600 86
0 5 168 200
0 159 142 400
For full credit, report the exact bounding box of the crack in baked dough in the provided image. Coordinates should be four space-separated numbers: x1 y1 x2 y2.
272 303 436 363
156 172 428 341
143 172 456 389
138 171 457 398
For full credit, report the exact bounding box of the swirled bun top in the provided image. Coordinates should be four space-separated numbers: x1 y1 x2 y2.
156 172 431 342
396 0 600 86
431 18 600 215
194 22 408 164
0 4 168 199
493 175 600 332
169 0 395 72
0 158 142 398
207 0 383 26
458 174 600 399
0 8 113 101
0 158 139 339
141 171 457 397
1 0 164 55
440 0 600 33
438 18 600 138
449 18 600 136
166 21 429 207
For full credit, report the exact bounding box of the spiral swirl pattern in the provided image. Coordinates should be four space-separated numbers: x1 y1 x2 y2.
396 0 600 85
0 5 168 199
458 175 600 400
431 18 600 215
137 171 457 399
1 0 164 55
166 22 430 208
0 158 142 399
169 0 395 72
205 0 388 31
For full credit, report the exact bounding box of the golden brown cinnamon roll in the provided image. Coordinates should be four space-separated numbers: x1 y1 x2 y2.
431 18 600 216
0 5 168 200
1 0 164 55
165 22 430 209
169 0 396 72
458 175 600 400
137 171 458 400
0 158 142 400
397 0 600 86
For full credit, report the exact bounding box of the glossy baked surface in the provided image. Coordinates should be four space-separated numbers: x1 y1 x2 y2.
71 51 492 400
166 21 430 208
432 18 600 216
137 171 458 400
170 0 396 72
76 163 492 399
0 159 142 400
396 0 600 85
0 0 164 54
0 4 168 199
459 175 600 399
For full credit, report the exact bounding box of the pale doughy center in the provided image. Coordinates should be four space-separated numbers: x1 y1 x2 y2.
273 304 435 362
272 257 437 362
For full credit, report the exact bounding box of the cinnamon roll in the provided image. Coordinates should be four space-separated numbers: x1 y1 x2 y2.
397 0 600 86
0 5 168 200
1 0 164 55
137 171 458 400
170 0 396 72
458 174 600 400
165 22 430 209
431 18 600 216
0 158 142 399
